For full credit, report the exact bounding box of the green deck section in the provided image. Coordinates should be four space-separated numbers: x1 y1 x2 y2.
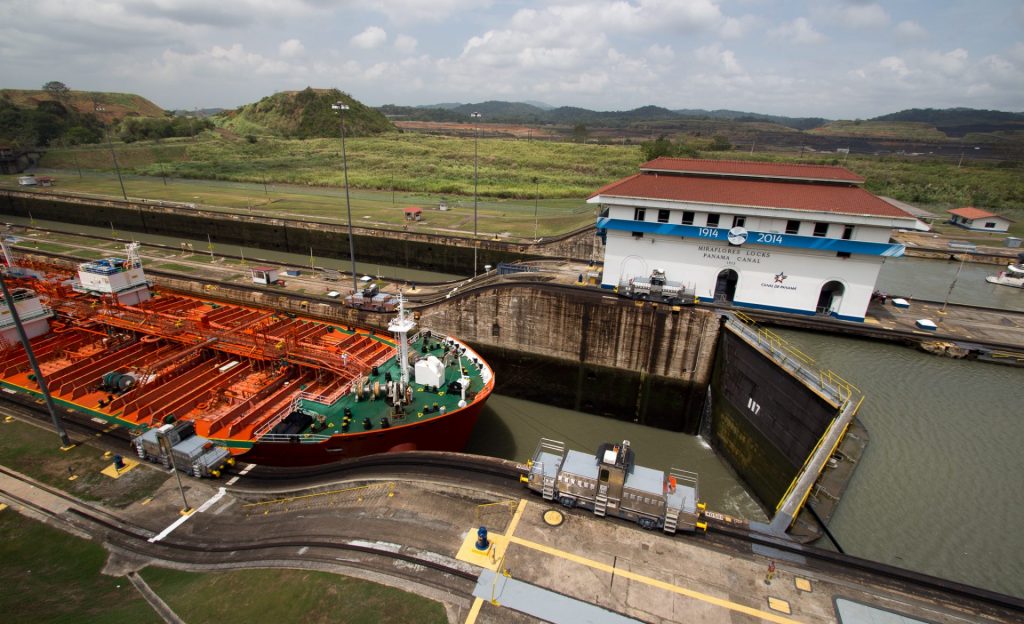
294 336 487 436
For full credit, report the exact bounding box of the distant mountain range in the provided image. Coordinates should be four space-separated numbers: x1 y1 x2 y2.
379 101 1024 134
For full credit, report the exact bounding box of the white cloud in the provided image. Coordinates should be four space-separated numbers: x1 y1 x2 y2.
351 26 387 49
720 14 758 39
894 20 926 39
695 43 743 75
279 38 304 58
646 43 674 63
921 48 968 76
147 44 295 81
769 17 826 45
394 34 418 54
817 1 890 29
366 0 488 24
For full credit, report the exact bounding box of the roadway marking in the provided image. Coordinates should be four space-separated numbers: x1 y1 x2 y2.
225 463 255 486
148 487 226 543
507 535 802 624
464 597 484 624
505 499 527 536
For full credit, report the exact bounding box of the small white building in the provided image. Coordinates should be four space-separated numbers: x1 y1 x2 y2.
251 266 280 285
947 207 1012 233
589 158 927 322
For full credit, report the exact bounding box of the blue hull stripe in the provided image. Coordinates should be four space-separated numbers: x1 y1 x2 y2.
597 217 904 257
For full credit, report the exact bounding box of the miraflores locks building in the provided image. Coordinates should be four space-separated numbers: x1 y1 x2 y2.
589 158 927 322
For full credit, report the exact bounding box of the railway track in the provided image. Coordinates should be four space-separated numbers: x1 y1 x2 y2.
4 399 1022 619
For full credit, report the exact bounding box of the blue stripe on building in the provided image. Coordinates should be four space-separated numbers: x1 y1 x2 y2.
597 218 904 257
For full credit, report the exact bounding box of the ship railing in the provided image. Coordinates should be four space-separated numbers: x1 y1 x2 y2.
255 432 332 444
726 313 860 408
295 385 352 408
252 400 300 440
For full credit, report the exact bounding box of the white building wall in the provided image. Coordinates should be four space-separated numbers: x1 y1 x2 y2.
604 230 884 320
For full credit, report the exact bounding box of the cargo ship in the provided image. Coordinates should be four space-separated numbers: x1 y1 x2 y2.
0 244 493 467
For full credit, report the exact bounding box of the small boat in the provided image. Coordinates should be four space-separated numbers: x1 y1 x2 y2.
985 263 1024 289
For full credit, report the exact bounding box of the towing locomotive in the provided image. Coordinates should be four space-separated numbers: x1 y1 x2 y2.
521 438 706 534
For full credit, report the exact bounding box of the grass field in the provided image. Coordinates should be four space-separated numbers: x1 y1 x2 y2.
141 567 448 623
26 133 1024 235
0 419 168 507
0 511 158 624
0 511 447 623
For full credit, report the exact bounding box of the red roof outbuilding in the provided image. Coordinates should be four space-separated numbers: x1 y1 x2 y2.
948 207 1002 220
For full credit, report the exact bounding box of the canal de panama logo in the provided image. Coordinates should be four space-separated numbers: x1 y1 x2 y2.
762 271 796 290
727 226 748 246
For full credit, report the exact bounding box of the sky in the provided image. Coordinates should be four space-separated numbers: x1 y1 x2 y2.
1 0 1022 119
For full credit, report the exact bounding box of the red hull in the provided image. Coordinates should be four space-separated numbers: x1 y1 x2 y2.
240 392 488 466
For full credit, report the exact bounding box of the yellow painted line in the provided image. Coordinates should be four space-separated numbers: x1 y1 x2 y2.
509 535 802 624
463 597 484 624
505 499 527 537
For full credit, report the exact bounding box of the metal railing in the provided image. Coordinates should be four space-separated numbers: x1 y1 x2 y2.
727 311 859 408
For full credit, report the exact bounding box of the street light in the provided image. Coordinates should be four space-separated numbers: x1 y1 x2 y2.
94 105 127 201
533 177 540 241
332 102 359 297
471 111 481 275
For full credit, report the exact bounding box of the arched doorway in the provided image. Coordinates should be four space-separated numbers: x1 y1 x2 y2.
817 281 845 316
714 269 739 302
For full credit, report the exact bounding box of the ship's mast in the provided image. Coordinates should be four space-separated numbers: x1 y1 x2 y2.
387 293 415 393
0 237 15 269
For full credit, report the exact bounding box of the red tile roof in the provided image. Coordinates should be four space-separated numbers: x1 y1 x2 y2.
590 173 915 219
640 157 865 184
948 206 999 220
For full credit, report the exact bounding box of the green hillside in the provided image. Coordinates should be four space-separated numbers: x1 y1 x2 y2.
218 88 394 138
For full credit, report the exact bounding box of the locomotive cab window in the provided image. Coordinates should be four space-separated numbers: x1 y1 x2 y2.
600 468 609 482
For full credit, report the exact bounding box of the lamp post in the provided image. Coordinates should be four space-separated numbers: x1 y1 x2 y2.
471 112 481 275
533 177 540 241
332 102 358 297
94 105 127 201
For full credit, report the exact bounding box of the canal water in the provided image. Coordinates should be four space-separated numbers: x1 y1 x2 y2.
7 215 1022 598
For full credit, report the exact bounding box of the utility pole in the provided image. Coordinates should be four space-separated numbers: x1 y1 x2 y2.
332 102 359 297
471 112 482 276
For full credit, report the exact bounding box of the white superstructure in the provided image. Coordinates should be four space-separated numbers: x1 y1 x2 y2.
73 242 151 305
589 158 927 322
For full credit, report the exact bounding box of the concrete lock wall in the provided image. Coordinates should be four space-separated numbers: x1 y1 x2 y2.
709 325 838 509
419 287 719 431
0 193 598 275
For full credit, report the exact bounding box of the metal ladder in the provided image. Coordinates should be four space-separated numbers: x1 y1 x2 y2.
663 512 678 534
542 476 555 501
594 493 608 517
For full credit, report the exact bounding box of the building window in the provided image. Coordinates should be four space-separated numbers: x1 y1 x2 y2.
632 232 644 239
984 222 996 228
706 214 720 227
842 225 854 240
733 216 746 228
681 211 695 225
657 209 670 223
786 220 800 235
634 207 646 221
813 222 829 237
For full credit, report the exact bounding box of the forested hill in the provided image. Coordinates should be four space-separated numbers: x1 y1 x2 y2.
217 88 394 138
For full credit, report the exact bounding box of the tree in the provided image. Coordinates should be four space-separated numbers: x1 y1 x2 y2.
42 81 70 101
708 135 732 151
571 123 589 143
